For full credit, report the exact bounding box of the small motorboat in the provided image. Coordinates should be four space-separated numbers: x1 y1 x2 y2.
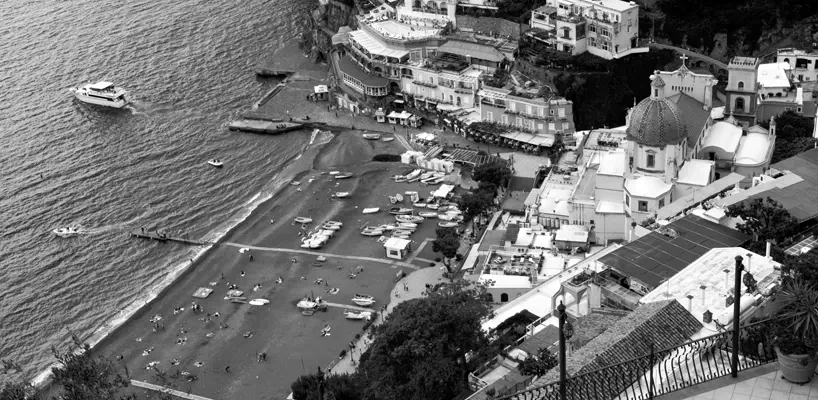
334 192 350 198
335 172 353 179
389 207 414 215
412 202 427 208
429 177 445 185
291 181 301 186
426 203 440 210
377 224 398 231
294 217 313 224
300 240 323 249
352 294 376 307
344 309 373 320
395 215 424 223
438 213 456 221
362 207 380 214
329 171 340 175
53 226 81 238
438 221 459 228
418 211 438 218
325 221 342 226
207 159 223 168
395 194 404 202
404 169 422 181
389 196 397 204
361 228 384 237
398 222 418 229
445 209 462 216
393 175 407 183
297 296 325 310
383 137 395 142
362 133 381 140
393 230 414 237
321 223 341 231
392 234 410 239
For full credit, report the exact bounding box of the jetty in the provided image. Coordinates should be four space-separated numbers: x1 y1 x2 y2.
129 230 209 246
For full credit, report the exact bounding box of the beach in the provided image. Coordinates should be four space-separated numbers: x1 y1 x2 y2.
91 130 457 399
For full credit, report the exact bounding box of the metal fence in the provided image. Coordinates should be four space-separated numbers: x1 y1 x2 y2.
496 318 777 400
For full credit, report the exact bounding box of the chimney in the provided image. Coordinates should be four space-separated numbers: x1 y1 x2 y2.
700 285 707 306
723 269 731 292
746 253 753 273
765 241 772 259
686 294 694 311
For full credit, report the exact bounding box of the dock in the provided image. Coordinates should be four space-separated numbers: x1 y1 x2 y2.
254 68 295 78
129 230 209 246
227 120 303 135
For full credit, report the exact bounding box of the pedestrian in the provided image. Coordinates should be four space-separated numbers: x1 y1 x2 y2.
262 352 267 361
257 353 262 362
249 254 254 261
335 112 338 117
225 365 230 373
221 273 225 280
241 270 245 277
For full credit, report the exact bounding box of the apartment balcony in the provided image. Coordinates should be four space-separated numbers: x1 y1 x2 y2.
555 13 585 24
492 318 786 400
413 80 438 88
503 109 554 122
454 87 474 95
481 99 506 108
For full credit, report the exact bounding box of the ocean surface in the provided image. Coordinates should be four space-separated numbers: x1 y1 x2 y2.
0 0 312 383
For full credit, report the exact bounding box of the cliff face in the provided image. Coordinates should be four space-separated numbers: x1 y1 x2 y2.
300 0 357 62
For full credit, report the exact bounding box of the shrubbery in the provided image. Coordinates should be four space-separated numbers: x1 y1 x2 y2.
372 154 401 162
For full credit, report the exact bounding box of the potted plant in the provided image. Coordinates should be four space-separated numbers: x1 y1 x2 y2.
771 280 818 383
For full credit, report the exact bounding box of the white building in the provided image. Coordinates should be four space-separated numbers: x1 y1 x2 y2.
527 0 644 59
776 47 818 83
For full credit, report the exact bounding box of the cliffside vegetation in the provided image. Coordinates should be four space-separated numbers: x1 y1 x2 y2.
640 0 818 56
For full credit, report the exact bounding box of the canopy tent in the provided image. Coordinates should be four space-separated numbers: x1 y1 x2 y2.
313 85 328 94
432 184 455 198
348 30 409 59
416 132 437 141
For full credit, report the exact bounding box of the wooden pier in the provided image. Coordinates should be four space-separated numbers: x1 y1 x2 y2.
129 230 209 246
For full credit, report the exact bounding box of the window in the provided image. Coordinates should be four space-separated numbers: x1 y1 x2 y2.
654 89 658 97
646 153 655 168
638 201 648 212
738 81 744 90
589 37 596 47
798 106 803 113
658 198 665 208
429 76 434 84
501 114 508 124
709 152 715 160
550 109 555 115
549 122 556 130
527 105 532 114
500 293 509 302
510 102 516 111
601 28 610 37
735 97 745 112
589 24 596 33
539 107 545 117
625 194 630 207
487 111 493 122
558 108 566 117
516 117 523 127
562 122 570 130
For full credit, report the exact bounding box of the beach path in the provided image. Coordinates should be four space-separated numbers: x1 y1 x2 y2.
220 242 419 270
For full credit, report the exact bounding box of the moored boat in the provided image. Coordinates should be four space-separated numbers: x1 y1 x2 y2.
334 192 350 198
344 309 373 320
395 194 404 202
68 81 129 108
395 215 424 223
321 223 341 231
393 175 407 183
418 211 438 218
294 217 313 224
352 294 376 307
361 228 384 237
335 172 354 179
405 169 422 180
325 221 343 226
426 203 440 210
389 207 414 215
398 222 418 229
207 159 224 168
377 224 398 231
362 133 381 140
382 137 395 142
438 221 459 228
412 202 427 208
362 207 380 214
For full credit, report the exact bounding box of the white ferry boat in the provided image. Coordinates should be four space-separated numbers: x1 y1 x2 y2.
69 81 129 108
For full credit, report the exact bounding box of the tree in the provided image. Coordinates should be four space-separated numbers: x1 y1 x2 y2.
456 189 493 223
50 335 136 400
433 227 461 272
781 250 818 287
473 161 511 189
357 280 492 400
0 382 36 400
517 347 559 377
290 370 360 400
725 197 798 248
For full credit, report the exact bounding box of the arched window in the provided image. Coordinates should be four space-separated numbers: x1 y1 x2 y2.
735 97 745 112
738 81 745 90
501 293 509 302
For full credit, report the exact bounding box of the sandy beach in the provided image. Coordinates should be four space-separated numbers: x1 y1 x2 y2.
91 130 458 399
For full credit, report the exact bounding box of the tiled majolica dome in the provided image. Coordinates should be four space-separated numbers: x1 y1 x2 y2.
626 96 688 147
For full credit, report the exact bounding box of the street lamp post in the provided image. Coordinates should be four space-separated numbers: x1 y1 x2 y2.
731 255 744 378
558 301 574 400
316 366 325 400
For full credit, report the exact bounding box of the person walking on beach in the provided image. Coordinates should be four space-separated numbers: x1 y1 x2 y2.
225 366 230 373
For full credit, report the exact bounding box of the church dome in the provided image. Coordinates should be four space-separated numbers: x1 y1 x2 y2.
626 97 688 147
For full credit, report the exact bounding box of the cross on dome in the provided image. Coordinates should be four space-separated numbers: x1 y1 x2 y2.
679 54 689 66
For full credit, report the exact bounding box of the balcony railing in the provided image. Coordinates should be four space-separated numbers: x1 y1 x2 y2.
504 109 554 122
455 87 474 94
496 318 778 400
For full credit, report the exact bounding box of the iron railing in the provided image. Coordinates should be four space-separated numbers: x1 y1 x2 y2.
495 318 777 400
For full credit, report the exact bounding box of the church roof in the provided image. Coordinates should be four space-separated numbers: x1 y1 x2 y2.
626 97 688 147
667 92 710 149
651 75 666 87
